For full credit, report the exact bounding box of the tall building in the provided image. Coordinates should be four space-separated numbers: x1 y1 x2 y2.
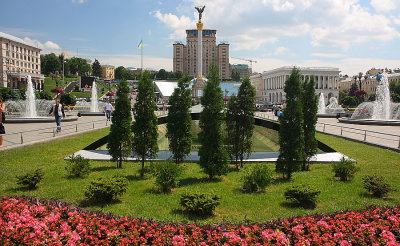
231 64 251 79
173 29 230 79
261 66 340 104
0 32 44 90
101 65 115 80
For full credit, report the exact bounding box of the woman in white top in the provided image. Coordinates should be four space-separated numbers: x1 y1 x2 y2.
104 100 114 121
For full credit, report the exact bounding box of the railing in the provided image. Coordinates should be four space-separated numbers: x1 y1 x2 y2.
316 122 400 149
254 112 400 150
0 119 110 150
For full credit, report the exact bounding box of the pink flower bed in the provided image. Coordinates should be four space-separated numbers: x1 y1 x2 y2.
0 196 399 245
51 88 65 94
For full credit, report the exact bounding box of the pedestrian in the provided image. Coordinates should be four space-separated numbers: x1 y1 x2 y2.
49 99 65 132
277 108 283 120
103 99 113 121
0 97 5 147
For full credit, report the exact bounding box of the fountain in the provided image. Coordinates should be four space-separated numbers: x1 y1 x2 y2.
338 73 400 125
78 81 105 116
5 75 78 123
317 94 345 118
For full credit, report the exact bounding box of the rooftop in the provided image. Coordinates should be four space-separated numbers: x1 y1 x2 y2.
0 32 40 50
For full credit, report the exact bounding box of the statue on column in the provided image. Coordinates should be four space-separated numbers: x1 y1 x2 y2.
195 5 205 22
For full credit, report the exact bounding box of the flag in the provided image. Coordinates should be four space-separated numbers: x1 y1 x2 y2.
138 40 143 49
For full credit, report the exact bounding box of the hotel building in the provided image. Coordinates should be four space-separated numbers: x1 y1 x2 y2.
260 66 340 104
101 65 115 80
0 32 44 90
173 29 230 79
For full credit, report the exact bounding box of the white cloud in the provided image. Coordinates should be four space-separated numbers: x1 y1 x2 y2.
311 53 344 58
72 0 87 3
153 0 400 50
371 0 400 12
23 37 61 53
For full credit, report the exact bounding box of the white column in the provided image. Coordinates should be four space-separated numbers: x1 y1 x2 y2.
197 29 202 78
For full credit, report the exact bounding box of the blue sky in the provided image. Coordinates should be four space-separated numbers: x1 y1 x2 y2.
1 0 400 75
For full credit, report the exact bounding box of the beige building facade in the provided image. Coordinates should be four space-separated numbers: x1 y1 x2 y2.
173 29 230 79
339 73 400 96
249 73 263 103
261 66 340 104
101 65 115 80
0 32 44 90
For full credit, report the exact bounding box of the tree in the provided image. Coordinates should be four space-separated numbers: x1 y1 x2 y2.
166 75 192 164
338 90 348 104
231 69 241 81
115 66 128 80
156 69 168 80
67 57 91 76
198 65 229 180
132 71 159 177
60 93 76 105
41 53 61 75
276 68 305 180
226 78 255 169
107 80 132 168
348 82 358 97
302 76 318 171
92 59 102 77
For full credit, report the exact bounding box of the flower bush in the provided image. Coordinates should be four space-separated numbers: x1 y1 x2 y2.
0 196 399 245
51 88 65 94
106 91 115 97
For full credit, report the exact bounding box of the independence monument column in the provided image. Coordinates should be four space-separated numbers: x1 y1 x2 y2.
195 5 205 80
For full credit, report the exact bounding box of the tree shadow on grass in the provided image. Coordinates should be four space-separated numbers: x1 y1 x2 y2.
79 198 122 208
91 166 118 172
125 175 147 181
280 201 317 210
272 177 292 185
7 186 37 192
171 208 215 221
179 177 222 187
359 192 396 201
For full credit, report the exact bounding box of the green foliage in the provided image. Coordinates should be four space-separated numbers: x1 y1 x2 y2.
107 80 132 168
391 93 400 103
166 75 192 164
302 76 318 171
368 93 376 101
242 164 273 192
284 184 320 209
198 65 229 180
84 176 128 202
338 90 348 104
115 66 128 80
231 69 241 81
179 192 220 216
0 88 21 100
92 59 102 77
348 83 358 96
16 169 44 189
276 68 305 179
41 53 62 75
362 175 394 198
65 154 91 178
226 78 256 169
155 69 183 80
341 96 359 107
389 81 400 95
60 93 76 105
150 161 184 193
67 57 91 76
332 157 358 181
132 71 159 177
37 91 53 100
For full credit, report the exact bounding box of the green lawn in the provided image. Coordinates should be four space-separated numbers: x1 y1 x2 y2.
0 128 399 224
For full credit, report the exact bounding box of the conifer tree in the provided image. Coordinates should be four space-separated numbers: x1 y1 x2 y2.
226 78 256 169
92 59 102 78
302 76 318 171
166 75 192 164
107 80 132 168
132 71 159 177
198 65 229 180
276 68 305 179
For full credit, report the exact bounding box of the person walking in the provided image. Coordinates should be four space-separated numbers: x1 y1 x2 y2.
103 100 113 121
0 97 5 147
49 99 65 132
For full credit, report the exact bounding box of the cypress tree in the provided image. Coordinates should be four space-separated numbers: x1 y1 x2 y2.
92 59 102 78
276 68 305 179
132 71 159 177
107 80 132 168
166 75 192 164
198 65 229 180
226 78 256 169
302 76 318 171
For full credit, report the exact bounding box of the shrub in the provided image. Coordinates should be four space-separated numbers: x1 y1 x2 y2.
60 93 76 105
332 157 358 181
284 185 320 209
65 154 91 178
180 193 220 216
84 176 128 202
16 169 44 189
242 164 273 192
51 88 64 94
362 175 394 198
150 161 183 193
